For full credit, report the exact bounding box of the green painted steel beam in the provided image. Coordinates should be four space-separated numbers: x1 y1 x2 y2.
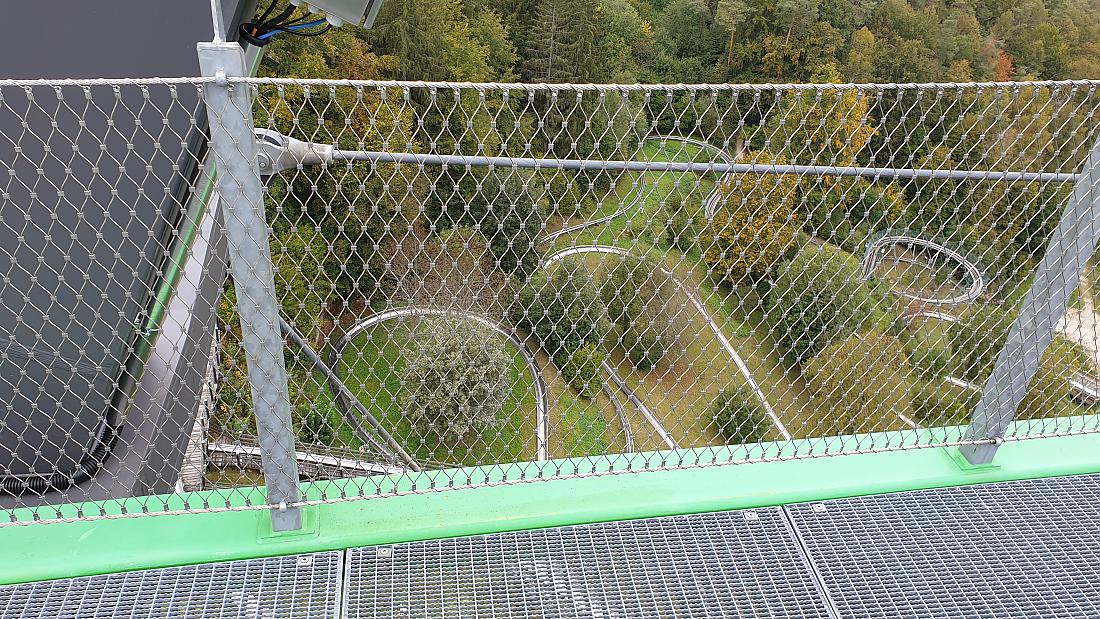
1 431 1098 585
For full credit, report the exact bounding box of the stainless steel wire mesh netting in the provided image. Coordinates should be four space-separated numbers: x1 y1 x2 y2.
2 78 1100 524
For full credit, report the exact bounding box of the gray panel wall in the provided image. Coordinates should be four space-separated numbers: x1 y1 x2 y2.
0 1 245 489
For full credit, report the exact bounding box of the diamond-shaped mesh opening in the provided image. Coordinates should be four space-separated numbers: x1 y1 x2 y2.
2 76 1099 525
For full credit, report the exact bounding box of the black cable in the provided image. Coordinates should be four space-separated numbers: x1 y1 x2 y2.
264 4 298 27
254 0 280 25
239 2 331 47
282 12 319 26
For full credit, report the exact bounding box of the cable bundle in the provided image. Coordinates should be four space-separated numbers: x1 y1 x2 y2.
239 3 332 47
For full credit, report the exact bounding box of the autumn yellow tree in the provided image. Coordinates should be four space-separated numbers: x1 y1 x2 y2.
703 150 801 285
765 65 875 166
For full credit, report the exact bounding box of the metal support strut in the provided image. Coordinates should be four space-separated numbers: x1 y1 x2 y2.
198 42 303 530
961 136 1100 464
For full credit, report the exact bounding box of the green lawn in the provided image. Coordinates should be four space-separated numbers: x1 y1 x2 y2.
519 332 624 458
561 403 610 457
332 320 626 465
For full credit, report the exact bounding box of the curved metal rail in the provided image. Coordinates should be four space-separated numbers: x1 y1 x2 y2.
648 134 736 219
600 358 677 450
905 309 961 324
542 245 792 441
599 381 635 453
328 307 550 461
862 234 985 305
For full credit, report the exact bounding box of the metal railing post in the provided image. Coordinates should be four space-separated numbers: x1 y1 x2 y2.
198 42 302 530
960 136 1100 464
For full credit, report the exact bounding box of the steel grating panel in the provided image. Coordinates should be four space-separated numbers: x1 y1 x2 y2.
0 551 342 619
786 473 1100 618
343 507 833 619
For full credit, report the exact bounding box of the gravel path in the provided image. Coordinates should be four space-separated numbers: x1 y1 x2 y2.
1058 270 1100 373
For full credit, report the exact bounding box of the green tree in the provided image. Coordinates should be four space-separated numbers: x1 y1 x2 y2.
212 294 254 439
803 178 906 251
540 171 595 217
600 254 674 369
214 286 344 447
624 329 667 371
651 0 725 82
904 330 954 382
601 255 670 330
763 66 875 165
367 0 494 81
804 329 914 434
521 0 602 82
300 400 337 445
910 380 977 426
716 0 754 70
664 195 704 255
272 228 328 338
845 27 876 81
557 342 608 397
767 245 890 362
513 258 613 358
598 0 648 81
705 206 799 285
1010 22 1070 79
712 386 771 443
403 318 513 442
467 7 520 79
1016 360 1071 420
949 305 1015 381
426 168 546 278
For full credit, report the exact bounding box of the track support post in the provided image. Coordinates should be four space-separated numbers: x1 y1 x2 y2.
961 136 1100 464
198 42 302 530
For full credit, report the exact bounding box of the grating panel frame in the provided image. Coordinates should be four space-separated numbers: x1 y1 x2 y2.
0 551 342 619
786 473 1100 619
343 507 834 619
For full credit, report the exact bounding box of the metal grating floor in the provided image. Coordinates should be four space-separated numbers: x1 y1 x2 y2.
0 552 342 619
787 474 1100 619
343 507 832 619
5 473 1100 618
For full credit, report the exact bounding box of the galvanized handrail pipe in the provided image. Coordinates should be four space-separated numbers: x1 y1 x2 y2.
331 150 1080 184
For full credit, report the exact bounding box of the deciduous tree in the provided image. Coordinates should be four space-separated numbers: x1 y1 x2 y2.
403 318 513 442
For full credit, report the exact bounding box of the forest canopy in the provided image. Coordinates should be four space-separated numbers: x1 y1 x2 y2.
262 0 1100 86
